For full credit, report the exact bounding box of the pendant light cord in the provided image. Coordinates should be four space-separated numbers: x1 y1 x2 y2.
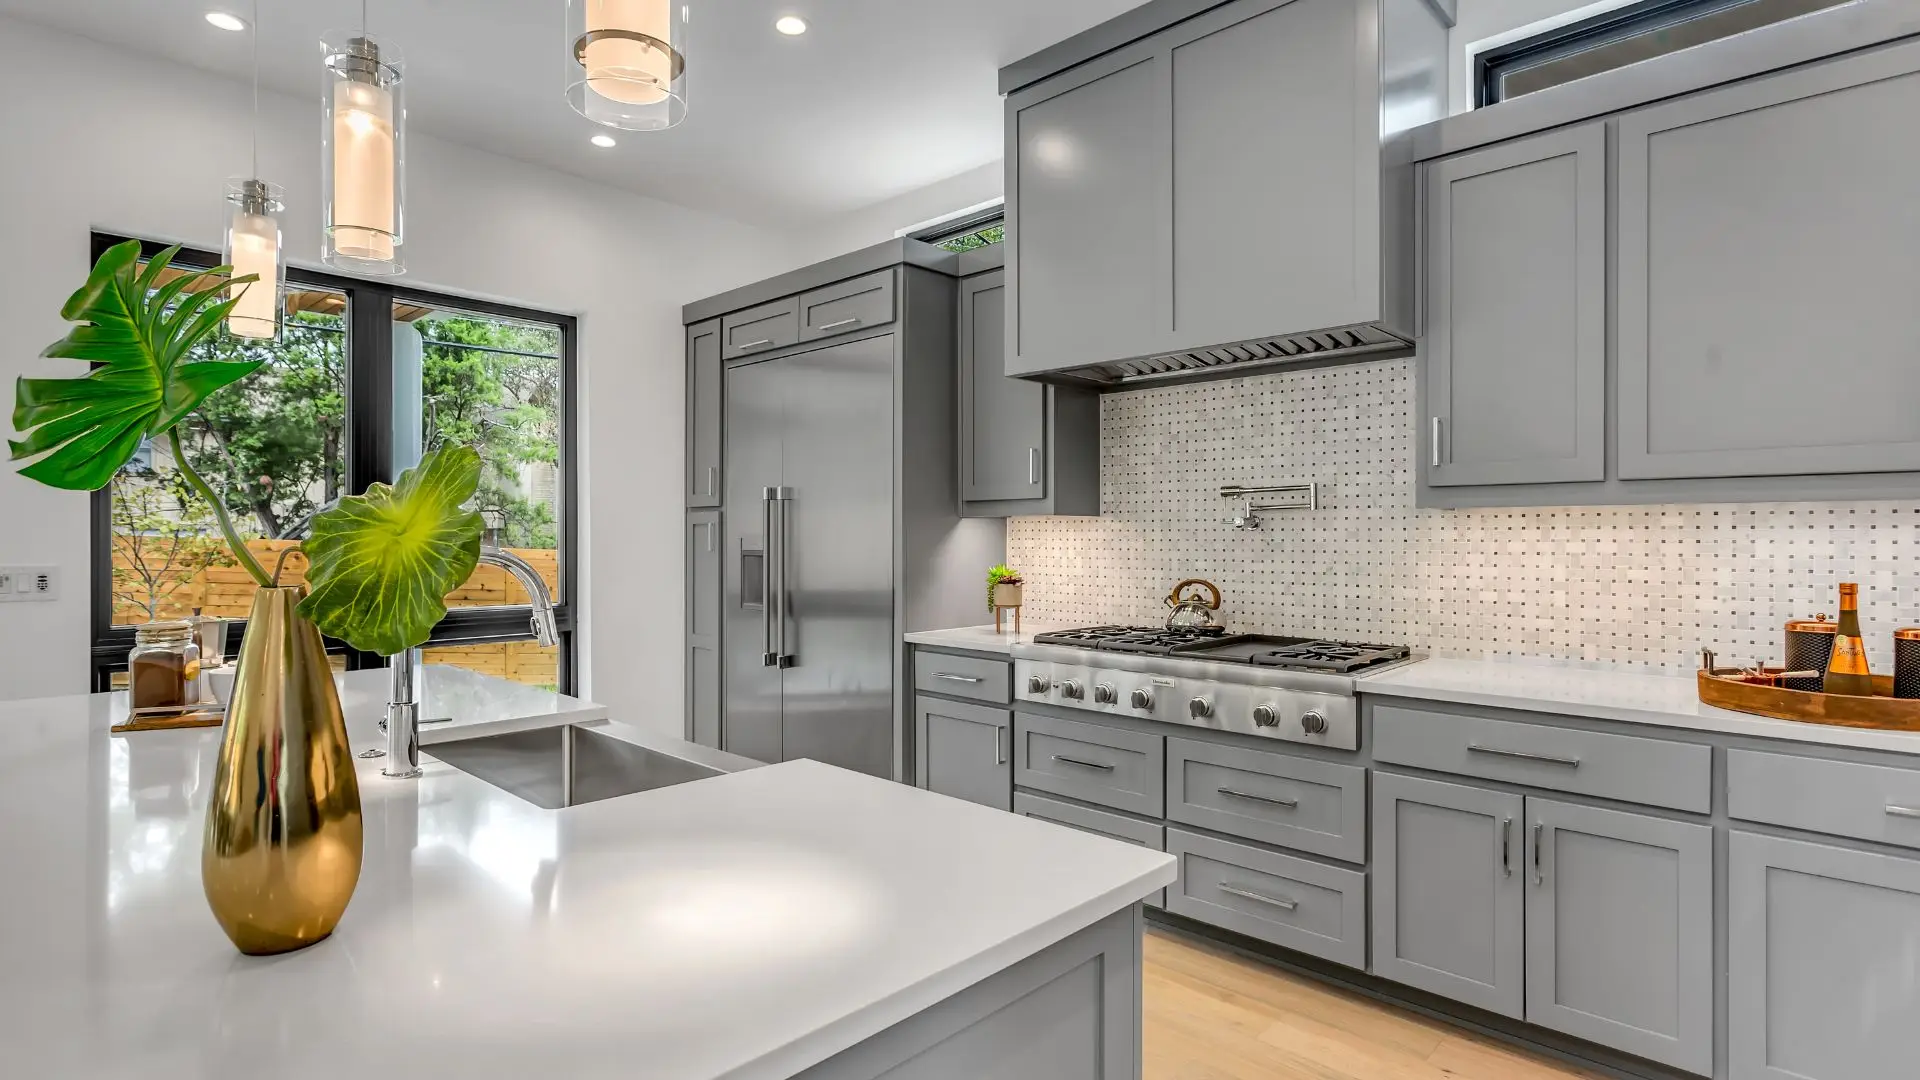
249 0 260 178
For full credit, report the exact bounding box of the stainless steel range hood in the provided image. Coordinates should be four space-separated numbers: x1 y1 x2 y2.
1058 322 1415 389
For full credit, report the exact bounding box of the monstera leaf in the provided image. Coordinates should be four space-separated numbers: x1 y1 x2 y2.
297 446 486 656
10 240 261 490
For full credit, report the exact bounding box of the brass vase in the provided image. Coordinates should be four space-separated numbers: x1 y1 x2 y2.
202 585 363 955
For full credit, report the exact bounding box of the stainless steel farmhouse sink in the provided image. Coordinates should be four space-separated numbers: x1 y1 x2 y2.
426 722 756 809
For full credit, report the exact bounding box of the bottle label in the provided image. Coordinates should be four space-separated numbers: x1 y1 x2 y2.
1829 636 1871 675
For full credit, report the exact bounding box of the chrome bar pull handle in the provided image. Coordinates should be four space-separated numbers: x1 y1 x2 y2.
1532 823 1546 886
773 487 796 668
1501 816 1513 877
994 726 1006 766
705 465 717 496
1052 754 1114 772
931 672 984 683
1431 416 1443 468
1028 447 1041 485
817 317 861 332
760 489 778 667
1217 787 1299 809
1218 884 1298 911
1887 805 1920 819
738 338 774 352
1469 744 1581 768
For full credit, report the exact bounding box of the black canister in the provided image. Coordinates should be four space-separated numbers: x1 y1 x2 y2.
1783 616 1836 692
1895 629 1920 699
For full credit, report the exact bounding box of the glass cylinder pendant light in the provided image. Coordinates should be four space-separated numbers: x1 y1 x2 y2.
566 0 689 131
322 23 406 275
225 0 284 340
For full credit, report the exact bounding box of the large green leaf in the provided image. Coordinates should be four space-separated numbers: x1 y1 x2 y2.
9 240 262 490
297 445 485 656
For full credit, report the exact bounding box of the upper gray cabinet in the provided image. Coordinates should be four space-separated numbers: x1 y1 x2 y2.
1425 123 1605 487
1617 41 1920 480
959 265 1100 517
686 319 722 507
1001 0 1444 387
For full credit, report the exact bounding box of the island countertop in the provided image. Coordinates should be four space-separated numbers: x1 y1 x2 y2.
0 668 1173 1080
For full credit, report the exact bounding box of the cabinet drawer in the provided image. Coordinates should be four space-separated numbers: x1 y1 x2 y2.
912 650 1011 704
1016 792 1166 908
1014 712 1165 817
1166 737 1366 862
1166 828 1366 969
798 270 894 341
722 298 800 356
1728 749 1920 851
1372 704 1709 813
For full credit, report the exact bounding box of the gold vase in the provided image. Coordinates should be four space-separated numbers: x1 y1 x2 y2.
202 585 363 956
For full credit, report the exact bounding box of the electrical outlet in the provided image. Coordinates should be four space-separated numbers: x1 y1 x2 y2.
0 566 57 603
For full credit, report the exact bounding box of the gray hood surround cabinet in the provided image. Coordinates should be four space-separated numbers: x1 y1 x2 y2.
995 0 1451 390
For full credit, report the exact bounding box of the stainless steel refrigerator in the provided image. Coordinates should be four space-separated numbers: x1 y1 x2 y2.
719 264 1001 779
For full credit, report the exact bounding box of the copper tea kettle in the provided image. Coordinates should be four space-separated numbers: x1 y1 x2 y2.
1164 578 1223 632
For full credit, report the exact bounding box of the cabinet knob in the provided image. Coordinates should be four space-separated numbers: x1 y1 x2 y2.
1252 704 1278 727
1130 688 1154 711
1300 710 1328 735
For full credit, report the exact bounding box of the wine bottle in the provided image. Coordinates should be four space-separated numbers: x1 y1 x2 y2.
1824 582 1875 696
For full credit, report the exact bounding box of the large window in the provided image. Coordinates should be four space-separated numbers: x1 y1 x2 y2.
910 207 1005 253
92 234 577 692
1476 0 1853 107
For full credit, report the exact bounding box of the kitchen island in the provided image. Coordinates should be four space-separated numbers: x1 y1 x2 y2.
0 668 1172 1080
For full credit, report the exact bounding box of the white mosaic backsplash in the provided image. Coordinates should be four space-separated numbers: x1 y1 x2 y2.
1006 357 1920 674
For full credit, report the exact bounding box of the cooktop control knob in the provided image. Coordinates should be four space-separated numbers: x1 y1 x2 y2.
1061 680 1085 700
1130 688 1154 711
1028 674 1052 695
1252 704 1278 727
1188 697 1213 719
1300 710 1329 735
1093 683 1117 705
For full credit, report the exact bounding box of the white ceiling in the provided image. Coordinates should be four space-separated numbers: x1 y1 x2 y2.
1 0 1141 227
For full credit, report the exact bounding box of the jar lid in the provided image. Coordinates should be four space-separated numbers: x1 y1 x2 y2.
1896 628 1920 641
1785 615 1836 633
134 619 194 644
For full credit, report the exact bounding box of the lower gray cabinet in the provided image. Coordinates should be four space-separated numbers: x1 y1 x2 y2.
1526 798 1712 1075
686 510 722 748
916 695 1012 811
1371 772 1525 1018
1167 828 1367 970
1729 830 1920 1080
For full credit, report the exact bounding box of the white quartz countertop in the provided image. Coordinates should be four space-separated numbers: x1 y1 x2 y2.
904 623 1073 655
0 668 1172 1080
1361 657 1920 755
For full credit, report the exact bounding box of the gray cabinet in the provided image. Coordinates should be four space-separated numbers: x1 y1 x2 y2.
798 270 895 342
686 510 722 748
722 297 800 357
1525 798 1713 1075
915 695 1011 811
1617 41 1920 480
1425 123 1605 487
1729 831 1920 1080
957 266 1099 517
1372 772 1525 1018
686 319 722 507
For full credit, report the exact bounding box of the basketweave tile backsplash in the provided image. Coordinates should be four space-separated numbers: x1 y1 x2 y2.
1005 356 1920 674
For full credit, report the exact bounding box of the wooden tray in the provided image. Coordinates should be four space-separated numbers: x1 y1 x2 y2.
1697 669 1920 731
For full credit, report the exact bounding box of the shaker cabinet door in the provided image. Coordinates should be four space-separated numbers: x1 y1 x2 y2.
1524 798 1713 1075
1729 831 1920 1080
1371 772 1525 1018
686 509 722 747
916 696 1012 812
686 319 722 507
959 270 1047 503
1618 41 1920 479
1425 122 1605 487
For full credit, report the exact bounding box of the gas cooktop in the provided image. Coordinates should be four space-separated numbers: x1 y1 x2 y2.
1029 625 1410 674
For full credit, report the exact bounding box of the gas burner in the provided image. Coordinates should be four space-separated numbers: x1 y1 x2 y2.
1031 625 1229 655
1246 640 1411 674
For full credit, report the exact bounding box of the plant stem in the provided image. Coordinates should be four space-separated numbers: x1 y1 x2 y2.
168 428 273 588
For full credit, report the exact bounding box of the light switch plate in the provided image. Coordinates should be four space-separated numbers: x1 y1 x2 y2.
0 566 58 602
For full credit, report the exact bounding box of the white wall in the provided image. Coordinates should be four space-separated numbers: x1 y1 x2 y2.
787 161 1004 265
0 16 801 728
1449 0 1640 112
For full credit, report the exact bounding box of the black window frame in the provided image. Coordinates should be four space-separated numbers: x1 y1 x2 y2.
1474 0 1841 108
87 231 580 693
908 207 1006 251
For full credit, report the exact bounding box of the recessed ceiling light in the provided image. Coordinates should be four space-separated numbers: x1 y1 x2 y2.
204 11 247 32
591 133 618 148
775 16 808 36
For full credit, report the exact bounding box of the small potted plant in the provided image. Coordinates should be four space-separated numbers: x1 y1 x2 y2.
988 564 1024 625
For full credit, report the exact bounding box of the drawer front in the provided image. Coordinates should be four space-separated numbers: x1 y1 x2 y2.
1014 712 1165 817
722 298 800 356
912 650 1011 704
1728 749 1920 851
798 270 895 341
1015 792 1167 908
1166 737 1367 862
1372 703 1710 813
1166 828 1367 969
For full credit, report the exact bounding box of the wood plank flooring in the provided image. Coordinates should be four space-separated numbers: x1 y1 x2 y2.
1144 931 1607 1080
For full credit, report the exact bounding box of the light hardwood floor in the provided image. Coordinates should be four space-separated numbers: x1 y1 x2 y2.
1144 931 1607 1080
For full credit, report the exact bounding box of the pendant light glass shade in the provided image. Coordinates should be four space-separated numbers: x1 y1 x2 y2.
566 0 688 131
321 32 406 275
223 179 286 341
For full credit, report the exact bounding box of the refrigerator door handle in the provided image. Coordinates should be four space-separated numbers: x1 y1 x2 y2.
761 488 779 667
771 486 796 669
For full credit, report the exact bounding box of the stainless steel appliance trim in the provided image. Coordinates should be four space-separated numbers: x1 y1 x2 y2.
1469 743 1581 768
817 317 861 331
1218 883 1298 912
1053 754 1115 772
1887 805 1920 819
930 672 984 684
1217 787 1298 809
1501 816 1513 877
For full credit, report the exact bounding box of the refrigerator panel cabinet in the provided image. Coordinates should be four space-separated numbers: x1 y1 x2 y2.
1423 123 1605 488
687 320 723 507
1523 798 1713 1074
1729 830 1920 1080
686 509 722 748
915 695 1012 811
1370 772 1525 1018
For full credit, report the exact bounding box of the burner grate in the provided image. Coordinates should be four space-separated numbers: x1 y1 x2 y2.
1247 640 1410 673
1031 625 1229 655
1032 626 1409 672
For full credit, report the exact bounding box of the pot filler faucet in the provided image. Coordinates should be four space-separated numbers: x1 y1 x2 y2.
378 548 560 779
